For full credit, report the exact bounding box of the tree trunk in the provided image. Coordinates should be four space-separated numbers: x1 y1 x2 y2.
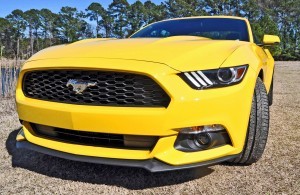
105 24 109 38
49 22 53 46
96 16 99 38
29 25 34 56
35 28 39 51
17 37 20 60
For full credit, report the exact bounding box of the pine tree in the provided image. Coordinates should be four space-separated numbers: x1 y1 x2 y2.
24 9 41 56
57 7 88 42
6 10 26 59
127 0 145 36
39 9 58 47
144 1 167 24
108 0 130 38
86 3 106 37
164 0 201 18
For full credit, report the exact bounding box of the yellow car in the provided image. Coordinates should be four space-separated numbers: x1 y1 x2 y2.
16 16 280 172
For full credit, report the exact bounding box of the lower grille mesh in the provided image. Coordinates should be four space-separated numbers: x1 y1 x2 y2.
31 123 158 149
22 70 170 107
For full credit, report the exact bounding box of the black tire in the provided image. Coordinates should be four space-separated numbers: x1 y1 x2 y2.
228 78 269 165
268 78 273 106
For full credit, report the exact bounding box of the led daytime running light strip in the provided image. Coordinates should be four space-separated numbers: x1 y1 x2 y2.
184 71 213 88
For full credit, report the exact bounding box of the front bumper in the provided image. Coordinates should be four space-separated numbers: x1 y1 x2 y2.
16 58 257 169
16 133 238 172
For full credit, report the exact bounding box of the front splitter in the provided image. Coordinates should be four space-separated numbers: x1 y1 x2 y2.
16 138 237 172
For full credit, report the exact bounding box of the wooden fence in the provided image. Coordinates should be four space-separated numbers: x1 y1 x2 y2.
0 59 24 98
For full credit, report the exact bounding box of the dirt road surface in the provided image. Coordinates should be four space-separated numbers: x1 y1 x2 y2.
0 61 299 194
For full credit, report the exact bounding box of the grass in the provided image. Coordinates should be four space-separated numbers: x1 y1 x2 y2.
0 59 24 99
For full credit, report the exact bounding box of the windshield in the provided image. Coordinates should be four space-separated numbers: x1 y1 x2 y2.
131 18 249 42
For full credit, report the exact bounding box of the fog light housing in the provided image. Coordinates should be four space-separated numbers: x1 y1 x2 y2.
174 125 231 152
180 124 225 134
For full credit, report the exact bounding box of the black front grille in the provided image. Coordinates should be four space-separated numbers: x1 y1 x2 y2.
23 70 170 107
31 123 158 150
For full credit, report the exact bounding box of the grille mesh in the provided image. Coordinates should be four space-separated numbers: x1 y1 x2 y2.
22 70 170 107
31 123 158 149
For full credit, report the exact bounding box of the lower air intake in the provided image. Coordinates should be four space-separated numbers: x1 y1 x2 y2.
31 123 158 150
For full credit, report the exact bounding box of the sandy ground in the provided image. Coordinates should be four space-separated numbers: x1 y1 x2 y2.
0 61 299 194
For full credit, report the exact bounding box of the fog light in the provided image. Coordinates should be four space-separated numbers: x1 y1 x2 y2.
174 124 231 152
194 133 212 148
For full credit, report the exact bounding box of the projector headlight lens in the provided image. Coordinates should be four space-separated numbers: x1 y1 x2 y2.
180 65 248 89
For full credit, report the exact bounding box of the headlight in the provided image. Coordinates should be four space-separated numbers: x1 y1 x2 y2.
179 65 248 89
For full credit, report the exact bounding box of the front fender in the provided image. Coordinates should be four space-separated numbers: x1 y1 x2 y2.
220 43 273 92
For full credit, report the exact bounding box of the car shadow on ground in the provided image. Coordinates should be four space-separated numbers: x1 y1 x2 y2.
6 129 215 190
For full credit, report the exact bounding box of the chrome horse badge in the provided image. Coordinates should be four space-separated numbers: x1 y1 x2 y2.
66 79 97 94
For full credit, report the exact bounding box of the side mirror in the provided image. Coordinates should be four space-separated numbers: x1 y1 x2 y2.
263 35 280 46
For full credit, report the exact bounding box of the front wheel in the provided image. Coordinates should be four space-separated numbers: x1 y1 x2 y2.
268 78 274 106
228 78 269 165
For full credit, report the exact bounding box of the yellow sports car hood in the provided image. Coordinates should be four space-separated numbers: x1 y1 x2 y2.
28 36 248 72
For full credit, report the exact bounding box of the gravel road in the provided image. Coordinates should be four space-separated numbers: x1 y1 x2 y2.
0 61 299 194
